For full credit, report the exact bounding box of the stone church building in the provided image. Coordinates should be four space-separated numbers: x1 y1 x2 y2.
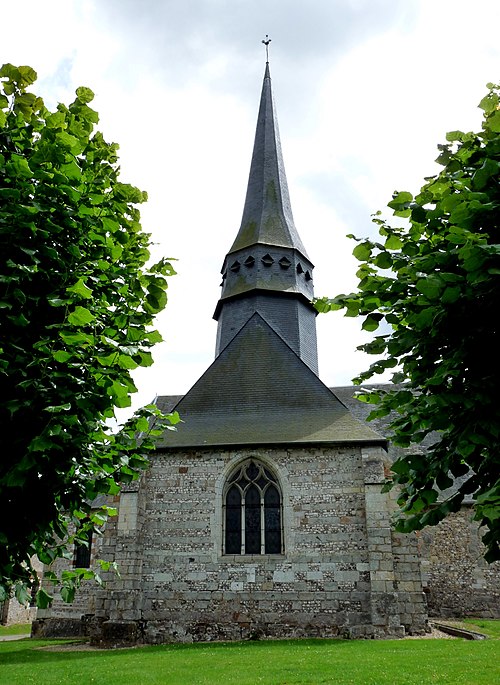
34 63 499 643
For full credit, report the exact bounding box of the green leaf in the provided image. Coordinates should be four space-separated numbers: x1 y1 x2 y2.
345 300 360 317
355 392 380 405
487 110 500 133
17 65 37 87
114 395 132 409
60 331 95 346
36 588 53 609
352 242 371 261
44 403 71 413
102 217 120 233
118 354 138 370
479 91 499 114
7 154 32 178
416 276 442 300
15 583 30 606
138 351 154 367
449 202 473 225
56 130 81 153
111 243 123 261
362 313 382 332
441 286 461 304
61 160 82 181
135 416 150 432
391 459 410 476
411 204 427 223
388 191 412 210
446 130 466 142
109 380 129 398
145 330 163 343
385 235 403 250
46 111 66 128
472 158 499 190
374 252 393 269
414 307 436 330
67 306 95 326
115 182 145 203
60 585 76 603
96 353 118 366
75 86 95 104
314 297 343 313
29 435 53 452
66 278 93 299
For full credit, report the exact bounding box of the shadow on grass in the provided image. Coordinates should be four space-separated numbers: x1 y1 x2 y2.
0 637 352 666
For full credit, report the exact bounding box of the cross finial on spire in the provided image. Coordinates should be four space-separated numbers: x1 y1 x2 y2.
262 34 271 62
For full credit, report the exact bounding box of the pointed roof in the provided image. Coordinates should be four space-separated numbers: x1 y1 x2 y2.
156 315 384 449
228 63 309 259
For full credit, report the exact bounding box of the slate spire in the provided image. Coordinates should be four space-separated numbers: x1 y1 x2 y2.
229 61 309 258
214 62 319 374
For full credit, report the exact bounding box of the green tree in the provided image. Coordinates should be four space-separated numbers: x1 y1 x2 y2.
0 64 178 606
316 83 500 562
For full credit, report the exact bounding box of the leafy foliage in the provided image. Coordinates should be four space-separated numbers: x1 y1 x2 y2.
0 64 179 603
315 83 500 561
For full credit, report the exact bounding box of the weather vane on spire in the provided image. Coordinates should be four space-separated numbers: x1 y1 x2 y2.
262 34 271 62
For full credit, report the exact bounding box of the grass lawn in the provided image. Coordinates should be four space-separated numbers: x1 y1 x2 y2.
0 634 499 685
0 623 31 636
461 619 500 639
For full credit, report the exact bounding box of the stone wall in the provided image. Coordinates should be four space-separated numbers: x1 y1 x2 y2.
34 517 106 631
1 556 43 626
1 598 37 626
79 444 426 643
336 384 499 622
418 506 500 618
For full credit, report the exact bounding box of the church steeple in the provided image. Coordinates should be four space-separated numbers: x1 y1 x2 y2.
228 61 309 259
214 61 319 375
158 54 385 451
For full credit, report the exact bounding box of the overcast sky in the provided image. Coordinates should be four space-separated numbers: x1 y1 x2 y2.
2 0 500 418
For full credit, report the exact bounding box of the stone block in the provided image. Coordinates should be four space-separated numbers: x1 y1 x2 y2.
273 570 295 583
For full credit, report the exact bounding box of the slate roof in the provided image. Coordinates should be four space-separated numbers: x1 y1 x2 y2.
227 63 309 259
156 314 384 449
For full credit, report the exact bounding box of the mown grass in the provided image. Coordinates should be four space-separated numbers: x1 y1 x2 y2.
0 635 499 685
0 623 31 636
461 618 500 639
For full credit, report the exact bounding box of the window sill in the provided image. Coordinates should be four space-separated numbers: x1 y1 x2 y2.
220 554 286 562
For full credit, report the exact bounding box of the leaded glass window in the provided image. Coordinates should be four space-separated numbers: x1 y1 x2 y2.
74 528 93 568
223 460 283 554
225 485 242 554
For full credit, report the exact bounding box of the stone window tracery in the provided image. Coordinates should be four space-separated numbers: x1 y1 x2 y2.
223 460 283 555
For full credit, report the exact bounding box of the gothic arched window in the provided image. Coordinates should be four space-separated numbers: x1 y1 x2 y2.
223 460 283 555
